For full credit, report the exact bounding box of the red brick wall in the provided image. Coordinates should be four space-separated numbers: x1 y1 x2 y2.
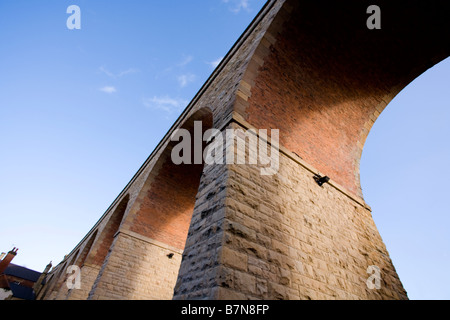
130 109 213 250
130 160 204 250
76 230 97 267
243 1 448 196
87 197 129 267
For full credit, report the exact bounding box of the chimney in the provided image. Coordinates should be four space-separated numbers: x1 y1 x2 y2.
0 247 19 275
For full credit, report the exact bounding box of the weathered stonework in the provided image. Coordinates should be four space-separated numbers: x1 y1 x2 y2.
87 232 183 300
39 0 449 300
211 120 406 300
66 264 101 300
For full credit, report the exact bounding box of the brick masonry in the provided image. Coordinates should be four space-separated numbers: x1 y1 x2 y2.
242 0 449 197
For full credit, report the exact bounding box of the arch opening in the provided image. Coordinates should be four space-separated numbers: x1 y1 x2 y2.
124 107 214 299
360 57 450 299
130 108 213 250
86 194 129 268
85 195 130 299
75 230 98 268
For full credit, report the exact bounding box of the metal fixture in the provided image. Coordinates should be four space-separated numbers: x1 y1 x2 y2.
314 174 330 187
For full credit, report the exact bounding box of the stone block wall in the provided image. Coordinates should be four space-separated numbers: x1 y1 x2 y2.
210 120 407 300
87 232 183 300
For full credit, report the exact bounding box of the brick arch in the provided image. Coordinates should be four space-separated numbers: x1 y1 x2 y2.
63 230 99 300
39 262 67 300
129 107 214 250
37 273 54 300
53 250 80 299
42 246 80 300
237 0 450 198
75 230 98 268
85 107 215 300
85 194 130 267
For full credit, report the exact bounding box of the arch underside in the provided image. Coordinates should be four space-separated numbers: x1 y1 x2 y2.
243 0 450 197
129 108 213 251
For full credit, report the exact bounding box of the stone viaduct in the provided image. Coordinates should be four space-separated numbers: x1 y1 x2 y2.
37 0 449 300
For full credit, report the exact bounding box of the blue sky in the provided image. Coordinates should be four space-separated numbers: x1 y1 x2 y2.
0 1 448 300
361 56 450 300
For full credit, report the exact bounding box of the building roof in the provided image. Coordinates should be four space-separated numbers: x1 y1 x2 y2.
3 264 41 282
8 282 35 300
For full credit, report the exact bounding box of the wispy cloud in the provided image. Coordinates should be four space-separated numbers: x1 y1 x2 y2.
99 66 139 79
177 74 196 88
207 57 224 69
178 55 194 67
142 96 188 114
222 0 251 13
99 86 117 94
164 55 194 74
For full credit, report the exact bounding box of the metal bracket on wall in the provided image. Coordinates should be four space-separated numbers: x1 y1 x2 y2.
314 174 330 187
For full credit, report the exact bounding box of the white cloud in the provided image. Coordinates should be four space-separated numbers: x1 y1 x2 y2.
177 74 196 88
207 57 224 69
223 0 251 13
99 66 139 79
164 55 194 74
143 96 188 114
178 55 194 67
99 86 117 94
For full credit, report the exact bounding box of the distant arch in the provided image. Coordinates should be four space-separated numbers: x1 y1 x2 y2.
37 273 54 300
113 107 215 299
129 107 214 251
75 230 98 268
86 195 130 268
